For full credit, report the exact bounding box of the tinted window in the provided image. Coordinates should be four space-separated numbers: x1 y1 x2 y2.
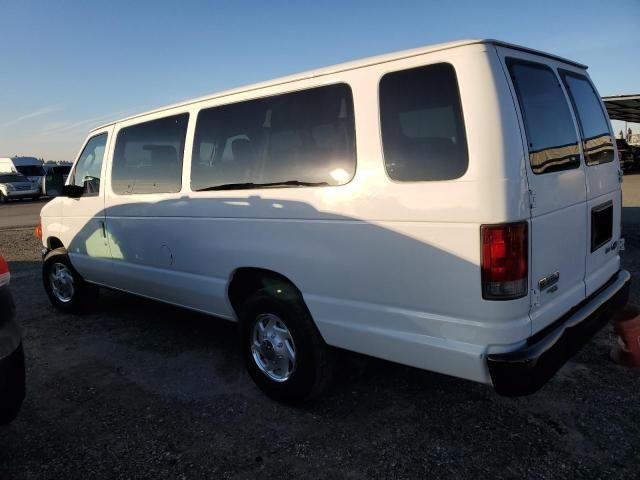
560 71 614 166
0 174 28 183
380 63 468 181
70 133 107 195
616 138 629 150
112 114 188 194
16 165 46 176
191 84 356 191
507 59 580 174
52 165 72 175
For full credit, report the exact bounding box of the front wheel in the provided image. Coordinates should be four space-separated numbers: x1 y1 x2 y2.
42 249 99 313
239 288 334 404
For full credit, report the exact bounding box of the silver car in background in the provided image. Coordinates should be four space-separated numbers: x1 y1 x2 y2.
0 173 41 203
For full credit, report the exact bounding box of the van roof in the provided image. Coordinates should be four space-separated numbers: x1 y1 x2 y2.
92 39 587 132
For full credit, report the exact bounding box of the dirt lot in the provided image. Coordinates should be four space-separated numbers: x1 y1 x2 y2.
1 178 639 479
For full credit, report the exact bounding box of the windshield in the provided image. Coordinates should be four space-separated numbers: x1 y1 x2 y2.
0 174 29 183
51 165 71 174
16 165 46 176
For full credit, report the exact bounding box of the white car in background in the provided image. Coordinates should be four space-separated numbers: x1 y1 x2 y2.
0 157 45 195
0 173 41 203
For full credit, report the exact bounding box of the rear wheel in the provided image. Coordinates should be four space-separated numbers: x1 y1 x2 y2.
42 248 99 313
0 192 6 204
239 288 334 404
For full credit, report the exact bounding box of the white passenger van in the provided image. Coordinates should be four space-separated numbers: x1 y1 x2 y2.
0 157 45 196
39 39 631 403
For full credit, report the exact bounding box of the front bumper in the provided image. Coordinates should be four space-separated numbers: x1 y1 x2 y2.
487 270 631 396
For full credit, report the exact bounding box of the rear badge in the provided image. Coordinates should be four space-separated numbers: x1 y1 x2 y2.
538 272 560 291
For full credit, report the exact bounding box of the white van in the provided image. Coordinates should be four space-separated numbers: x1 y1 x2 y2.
39 39 631 403
0 157 45 196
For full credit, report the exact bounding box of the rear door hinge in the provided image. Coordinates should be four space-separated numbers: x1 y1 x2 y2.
618 170 624 184
528 189 536 209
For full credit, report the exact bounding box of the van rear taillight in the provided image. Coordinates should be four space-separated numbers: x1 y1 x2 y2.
481 222 528 300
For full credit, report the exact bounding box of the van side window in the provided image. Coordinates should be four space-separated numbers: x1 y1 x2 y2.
191 84 356 191
506 59 580 174
379 63 468 182
559 71 614 166
69 133 107 196
112 114 189 195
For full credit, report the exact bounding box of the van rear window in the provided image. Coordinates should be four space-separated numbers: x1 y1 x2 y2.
559 71 614 166
379 63 468 181
507 59 580 175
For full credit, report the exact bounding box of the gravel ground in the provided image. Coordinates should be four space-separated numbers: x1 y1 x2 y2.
0 201 639 478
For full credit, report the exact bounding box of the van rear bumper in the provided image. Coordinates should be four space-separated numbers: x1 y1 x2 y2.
487 270 631 396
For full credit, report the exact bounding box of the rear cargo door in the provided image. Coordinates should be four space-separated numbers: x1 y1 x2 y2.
499 50 588 333
558 70 621 297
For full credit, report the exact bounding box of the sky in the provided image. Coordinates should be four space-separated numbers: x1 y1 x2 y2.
1 0 638 161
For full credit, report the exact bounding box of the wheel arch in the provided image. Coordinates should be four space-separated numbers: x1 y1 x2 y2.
227 267 304 317
46 237 65 251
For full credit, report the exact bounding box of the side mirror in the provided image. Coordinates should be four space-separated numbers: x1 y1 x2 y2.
62 184 84 198
43 174 64 197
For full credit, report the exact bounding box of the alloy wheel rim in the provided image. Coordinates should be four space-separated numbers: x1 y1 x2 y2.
251 313 296 382
49 262 75 303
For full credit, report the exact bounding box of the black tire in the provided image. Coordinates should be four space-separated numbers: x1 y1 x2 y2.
0 342 25 425
0 192 6 204
42 248 99 313
239 288 334 404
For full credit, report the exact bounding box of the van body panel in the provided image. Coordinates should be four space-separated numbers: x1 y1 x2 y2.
585 190 622 297
581 92 622 298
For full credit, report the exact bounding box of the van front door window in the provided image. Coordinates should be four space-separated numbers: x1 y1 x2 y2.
70 133 107 195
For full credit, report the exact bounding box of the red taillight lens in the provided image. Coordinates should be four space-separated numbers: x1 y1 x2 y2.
481 222 528 300
0 256 9 286
34 224 42 240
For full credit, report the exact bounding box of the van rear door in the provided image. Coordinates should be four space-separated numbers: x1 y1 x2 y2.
558 70 621 297
499 50 588 333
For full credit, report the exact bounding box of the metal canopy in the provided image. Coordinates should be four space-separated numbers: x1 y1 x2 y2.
602 95 640 123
